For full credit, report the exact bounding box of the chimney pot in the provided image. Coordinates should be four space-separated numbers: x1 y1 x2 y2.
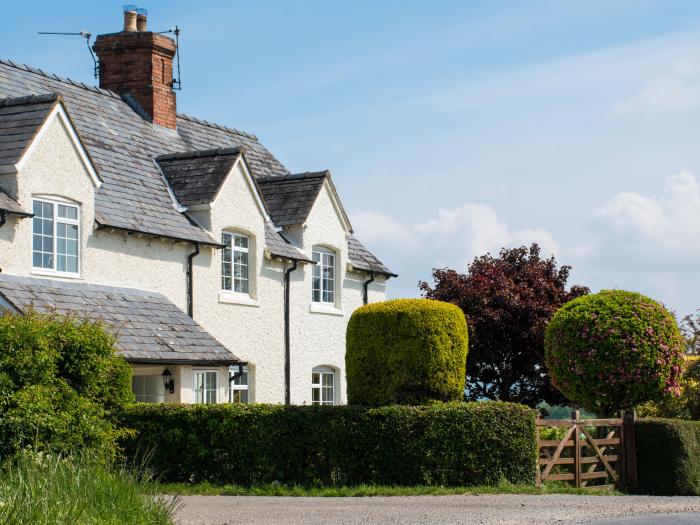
123 5 138 32
136 8 148 32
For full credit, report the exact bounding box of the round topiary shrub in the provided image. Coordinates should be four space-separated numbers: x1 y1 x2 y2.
346 298 468 405
544 290 686 414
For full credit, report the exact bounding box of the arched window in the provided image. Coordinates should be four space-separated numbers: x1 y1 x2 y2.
312 246 335 304
312 366 336 405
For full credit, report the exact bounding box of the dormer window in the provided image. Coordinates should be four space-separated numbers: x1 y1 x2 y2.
32 199 80 275
312 247 335 304
222 232 249 294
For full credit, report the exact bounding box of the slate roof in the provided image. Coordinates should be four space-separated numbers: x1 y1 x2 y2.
257 172 328 226
0 273 239 365
0 92 58 167
0 59 392 276
347 233 396 277
0 189 31 217
158 147 242 206
264 222 313 263
0 59 289 246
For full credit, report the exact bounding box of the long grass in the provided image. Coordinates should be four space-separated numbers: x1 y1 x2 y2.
158 479 620 497
0 451 181 525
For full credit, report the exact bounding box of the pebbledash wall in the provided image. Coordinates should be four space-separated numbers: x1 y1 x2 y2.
0 104 387 405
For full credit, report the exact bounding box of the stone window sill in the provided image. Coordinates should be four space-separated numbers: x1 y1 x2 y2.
309 303 344 316
218 291 259 307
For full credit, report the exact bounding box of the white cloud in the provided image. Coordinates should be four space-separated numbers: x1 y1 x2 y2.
591 171 700 262
351 203 560 272
613 61 700 118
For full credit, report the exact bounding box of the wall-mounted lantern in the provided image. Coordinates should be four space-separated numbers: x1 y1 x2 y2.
162 368 175 394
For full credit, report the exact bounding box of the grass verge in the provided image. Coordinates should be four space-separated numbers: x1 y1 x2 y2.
158 480 620 497
0 451 182 525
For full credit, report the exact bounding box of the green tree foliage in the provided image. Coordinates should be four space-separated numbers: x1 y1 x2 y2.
638 356 700 420
681 311 699 355
0 311 133 458
420 243 588 406
545 290 686 414
345 299 468 405
120 402 537 487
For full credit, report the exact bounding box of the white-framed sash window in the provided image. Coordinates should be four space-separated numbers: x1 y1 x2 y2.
222 232 250 294
312 247 335 304
193 370 217 404
229 366 250 404
311 367 335 405
32 199 80 275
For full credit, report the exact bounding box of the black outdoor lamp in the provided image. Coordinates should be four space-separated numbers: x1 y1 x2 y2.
162 368 175 394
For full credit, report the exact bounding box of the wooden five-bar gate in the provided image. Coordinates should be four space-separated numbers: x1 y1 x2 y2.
536 410 637 491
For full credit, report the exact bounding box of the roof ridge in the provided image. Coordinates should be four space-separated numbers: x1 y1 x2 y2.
157 146 244 161
257 171 329 183
176 113 258 141
0 92 60 107
0 59 120 100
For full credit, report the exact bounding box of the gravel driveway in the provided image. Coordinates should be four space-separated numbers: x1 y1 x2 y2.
176 494 700 525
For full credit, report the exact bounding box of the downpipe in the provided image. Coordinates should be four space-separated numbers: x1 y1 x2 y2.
284 260 299 405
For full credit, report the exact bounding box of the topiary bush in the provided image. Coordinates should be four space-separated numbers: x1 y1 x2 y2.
544 290 686 414
346 299 468 405
0 311 133 458
636 418 700 495
119 402 537 486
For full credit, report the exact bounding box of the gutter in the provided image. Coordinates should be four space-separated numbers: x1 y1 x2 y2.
186 243 200 318
362 272 375 305
284 260 299 405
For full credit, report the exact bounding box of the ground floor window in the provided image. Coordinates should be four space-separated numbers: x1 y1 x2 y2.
229 366 250 404
312 367 335 405
132 375 165 403
194 370 217 404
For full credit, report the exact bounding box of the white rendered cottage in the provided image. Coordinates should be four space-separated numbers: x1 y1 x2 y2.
0 8 394 406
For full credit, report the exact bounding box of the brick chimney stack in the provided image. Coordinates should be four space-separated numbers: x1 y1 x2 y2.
93 6 178 129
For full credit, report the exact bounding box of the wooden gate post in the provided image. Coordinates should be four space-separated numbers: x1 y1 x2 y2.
623 410 637 493
572 409 581 488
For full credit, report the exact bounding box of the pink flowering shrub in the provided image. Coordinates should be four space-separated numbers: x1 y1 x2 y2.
544 290 686 414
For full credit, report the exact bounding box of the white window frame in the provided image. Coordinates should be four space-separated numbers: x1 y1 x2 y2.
312 247 336 304
229 366 250 404
311 367 335 405
221 232 250 295
131 374 165 403
32 198 80 277
193 370 218 404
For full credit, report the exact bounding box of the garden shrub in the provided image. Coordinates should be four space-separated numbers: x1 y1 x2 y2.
636 418 700 495
119 402 537 487
638 356 700 420
544 290 686 414
346 299 468 405
0 311 133 458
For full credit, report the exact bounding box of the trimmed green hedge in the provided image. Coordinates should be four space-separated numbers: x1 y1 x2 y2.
346 299 469 405
636 418 700 495
119 402 536 486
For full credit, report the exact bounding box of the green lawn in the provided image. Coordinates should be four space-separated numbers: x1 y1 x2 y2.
158 480 620 497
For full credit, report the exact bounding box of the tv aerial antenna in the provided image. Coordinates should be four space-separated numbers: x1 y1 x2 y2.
157 25 182 90
38 31 98 79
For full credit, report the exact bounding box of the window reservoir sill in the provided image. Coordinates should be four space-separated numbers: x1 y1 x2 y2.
31 269 82 280
309 303 344 316
218 290 259 307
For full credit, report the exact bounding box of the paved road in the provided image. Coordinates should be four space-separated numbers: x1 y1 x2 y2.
176 494 700 525
584 513 700 524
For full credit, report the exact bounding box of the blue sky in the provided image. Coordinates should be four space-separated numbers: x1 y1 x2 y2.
3 1 700 315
